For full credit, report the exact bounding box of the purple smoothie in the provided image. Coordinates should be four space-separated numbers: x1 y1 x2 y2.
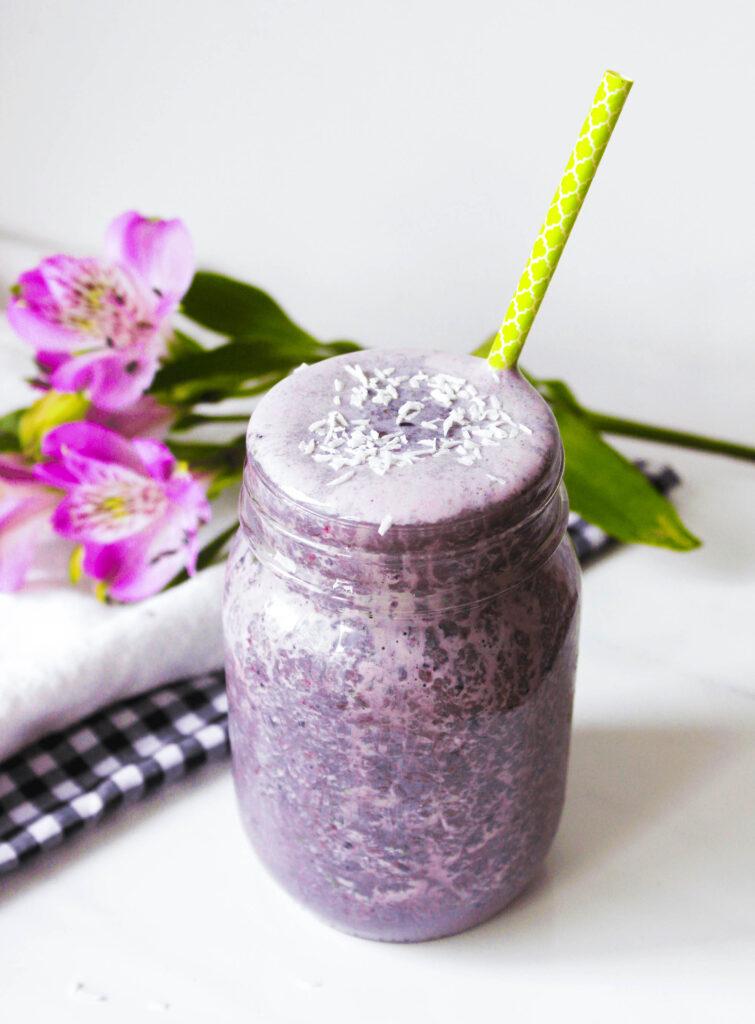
223 350 580 941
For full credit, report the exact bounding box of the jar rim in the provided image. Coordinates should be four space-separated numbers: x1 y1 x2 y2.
238 448 569 614
239 475 569 615
241 441 564 553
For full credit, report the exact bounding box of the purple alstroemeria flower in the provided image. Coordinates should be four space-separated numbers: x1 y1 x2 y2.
86 394 177 440
34 422 211 602
0 455 61 591
7 212 194 411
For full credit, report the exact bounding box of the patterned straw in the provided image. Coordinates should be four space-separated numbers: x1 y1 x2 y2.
488 70 633 370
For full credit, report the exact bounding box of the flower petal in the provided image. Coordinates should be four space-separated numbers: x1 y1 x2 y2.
164 471 212 522
0 453 37 485
0 489 58 591
50 348 160 411
7 291 80 353
51 469 166 543
33 461 80 489
84 519 194 602
31 422 210 601
105 211 194 308
36 350 70 373
40 422 149 476
79 471 210 600
131 439 176 482
0 512 46 590
86 395 176 439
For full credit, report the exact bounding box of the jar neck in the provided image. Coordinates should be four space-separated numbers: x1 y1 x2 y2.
239 453 568 614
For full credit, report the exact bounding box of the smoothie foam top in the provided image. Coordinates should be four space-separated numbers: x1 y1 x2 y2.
246 349 560 529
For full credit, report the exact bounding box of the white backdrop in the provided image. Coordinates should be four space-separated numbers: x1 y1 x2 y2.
2 7 755 1020
1 0 753 447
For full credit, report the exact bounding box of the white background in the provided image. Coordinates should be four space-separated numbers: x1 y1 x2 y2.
1 0 754 436
1 2 754 1022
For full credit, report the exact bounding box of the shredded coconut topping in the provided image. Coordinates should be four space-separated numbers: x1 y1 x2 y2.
298 363 531 486
377 514 393 536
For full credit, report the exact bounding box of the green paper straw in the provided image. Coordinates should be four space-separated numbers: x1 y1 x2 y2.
488 70 633 370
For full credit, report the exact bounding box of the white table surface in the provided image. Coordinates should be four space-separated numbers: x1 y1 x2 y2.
1 2 754 1018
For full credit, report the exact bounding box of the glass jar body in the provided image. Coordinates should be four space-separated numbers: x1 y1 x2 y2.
223 510 580 942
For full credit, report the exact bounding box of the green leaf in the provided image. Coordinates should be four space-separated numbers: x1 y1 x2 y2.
169 412 250 432
181 271 319 345
0 435 21 453
166 435 248 501
524 375 582 413
195 521 239 569
166 435 247 472
206 466 244 500
152 372 286 407
166 329 205 361
18 391 90 457
167 433 246 499
471 334 496 359
152 339 317 391
150 336 361 400
0 408 24 452
470 344 703 551
324 339 363 355
555 405 701 551
155 273 362 407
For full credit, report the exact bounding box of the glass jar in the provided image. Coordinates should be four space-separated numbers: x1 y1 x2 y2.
223 351 580 942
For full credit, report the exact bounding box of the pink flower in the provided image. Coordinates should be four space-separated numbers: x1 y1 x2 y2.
0 455 61 591
7 212 194 411
34 422 211 602
86 394 177 440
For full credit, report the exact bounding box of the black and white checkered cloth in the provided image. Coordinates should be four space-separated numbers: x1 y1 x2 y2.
0 673 227 874
0 462 679 875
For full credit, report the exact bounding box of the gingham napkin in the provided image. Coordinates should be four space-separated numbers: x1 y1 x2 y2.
0 462 679 875
0 672 227 873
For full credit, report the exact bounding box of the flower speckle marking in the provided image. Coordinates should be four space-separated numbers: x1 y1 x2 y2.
299 365 531 483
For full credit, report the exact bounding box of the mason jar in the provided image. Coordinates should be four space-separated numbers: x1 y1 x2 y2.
223 349 580 942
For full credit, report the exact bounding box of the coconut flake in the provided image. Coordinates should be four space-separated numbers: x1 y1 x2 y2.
327 469 356 486
301 362 532 480
396 401 423 425
378 514 393 535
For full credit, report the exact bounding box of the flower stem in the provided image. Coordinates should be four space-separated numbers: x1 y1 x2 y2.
583 411 755 463
191 414 250 422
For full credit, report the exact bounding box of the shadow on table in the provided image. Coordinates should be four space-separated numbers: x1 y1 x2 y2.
427 721 755 959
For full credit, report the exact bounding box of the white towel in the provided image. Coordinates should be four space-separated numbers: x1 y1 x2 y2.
0 564 225 762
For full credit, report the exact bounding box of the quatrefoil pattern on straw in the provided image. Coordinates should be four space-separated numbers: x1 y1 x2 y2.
488 70 633 370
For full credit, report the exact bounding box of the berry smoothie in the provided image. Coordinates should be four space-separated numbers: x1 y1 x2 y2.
223 349 580 941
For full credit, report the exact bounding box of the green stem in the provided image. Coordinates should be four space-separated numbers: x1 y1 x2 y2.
190 413 250 422
232 380 285 397
584 412 755 463
171 412 250 432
